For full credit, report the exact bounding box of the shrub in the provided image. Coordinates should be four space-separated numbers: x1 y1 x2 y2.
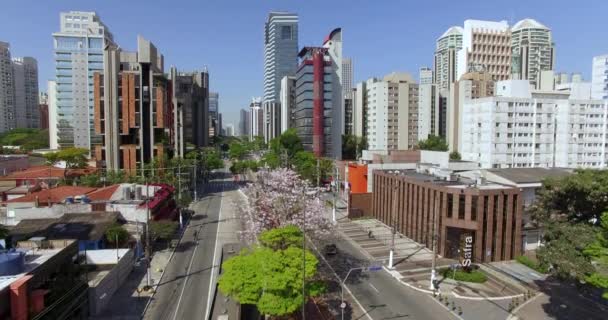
516 255 548 274
440 267 487 283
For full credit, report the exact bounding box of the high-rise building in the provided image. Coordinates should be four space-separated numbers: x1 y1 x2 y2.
447 70 494 152
418 72 437 141
53 11 115 149
48 81 58 149
365 72 419 151
170 67 210 157
419 67 433 85
461 79 608 169
208 91 219 138
249 97 263 139
279 75 296 134
592 54 608 100
434 26 462 90
39 92 49 129
93 36 171 173
457 20 511 82
342 58 353 95
263 12 298 142
344 92 354 135
0 41 15 133
225 124 235 137
12 57 39 128
511 19 555 89
239 108 251 137
342 58 354 136
294 28 343 159
353 83 366 138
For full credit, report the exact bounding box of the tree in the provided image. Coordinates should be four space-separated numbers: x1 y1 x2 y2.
416 135 449 151
0 128 49 151
105 224 130 248
531 169 608 224
149 221 178 241
278 128 303 158
342 134 367 160
219 226 323 317
229 142 247 160
259 225 303 251
240 168 332 241
292 151 333 185
449 151 461 160
44 147 89 179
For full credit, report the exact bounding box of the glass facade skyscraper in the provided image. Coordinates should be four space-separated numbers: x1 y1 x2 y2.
52 11 114 149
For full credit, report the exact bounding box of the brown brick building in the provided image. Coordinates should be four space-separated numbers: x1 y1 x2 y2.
372 170 522 263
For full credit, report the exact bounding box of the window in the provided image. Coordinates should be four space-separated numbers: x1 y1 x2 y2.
281 25 292 40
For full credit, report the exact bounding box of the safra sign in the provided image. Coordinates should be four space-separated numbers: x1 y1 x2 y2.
460 233 474 268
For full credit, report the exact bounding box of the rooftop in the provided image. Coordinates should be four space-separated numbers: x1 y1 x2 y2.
439 26 463 39
485 168 572 184
4 186 97 205
0 165 97 180
512 18 549 31
10 212 120 242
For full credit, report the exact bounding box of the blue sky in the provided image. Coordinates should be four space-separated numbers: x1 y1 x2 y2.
1 0 607 128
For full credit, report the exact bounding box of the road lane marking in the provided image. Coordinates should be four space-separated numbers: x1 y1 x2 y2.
369 283 380 293
172 227 201 320
204 176 225 320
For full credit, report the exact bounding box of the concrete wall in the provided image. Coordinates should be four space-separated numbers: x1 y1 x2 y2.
349 193 372 218
88 248 134 315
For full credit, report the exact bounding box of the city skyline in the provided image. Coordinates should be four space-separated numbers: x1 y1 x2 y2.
1 0 608 127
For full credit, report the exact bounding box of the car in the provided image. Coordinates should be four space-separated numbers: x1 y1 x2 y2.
324 244 338 255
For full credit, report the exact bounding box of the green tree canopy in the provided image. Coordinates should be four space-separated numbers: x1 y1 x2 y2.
258 225 303 251
44 147 89 180
416 135 449 151
0 128 49 151
218 226 322 316
149 221 178 241
342 134 367 160
229 142 247 160
105 224 130 247
449 151 461 160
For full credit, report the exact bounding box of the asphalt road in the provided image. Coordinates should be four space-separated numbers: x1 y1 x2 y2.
144 171 228 320
317 219 459 320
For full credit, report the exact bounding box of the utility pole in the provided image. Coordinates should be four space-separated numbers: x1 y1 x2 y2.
388 182 398 269
177 162 182 201
430 192 439 292
145 176 152 288
193 155 198 201
332 163 337 223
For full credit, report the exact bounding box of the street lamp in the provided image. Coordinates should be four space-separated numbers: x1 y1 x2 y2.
340 265 382 320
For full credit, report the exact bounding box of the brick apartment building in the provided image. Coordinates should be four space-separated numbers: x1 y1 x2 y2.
372 170 522 263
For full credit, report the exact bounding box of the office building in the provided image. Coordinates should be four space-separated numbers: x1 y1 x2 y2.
239 108 250 137
12 57 39 129
279 75 295 133
592 55 608 100
249 97 263 139
342 58 353 95
208 91 219 138
263 12 299 142
344 92 354 135
93 36 171 174
461 79 608 169
457 20 511 81
0 41 15 133
372 168 522 262
447 70 494 152
510 19 555 89
170 67 210 157
419 67 433 85
294 28 343 159
434 26 462 90
53 11 115 149
48 81 58 149
364 72 419 151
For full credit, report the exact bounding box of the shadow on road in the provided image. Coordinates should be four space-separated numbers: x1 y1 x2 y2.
532 277 607 320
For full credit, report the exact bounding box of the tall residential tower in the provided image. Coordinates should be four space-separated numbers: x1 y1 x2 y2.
434 26 462 90
511 19 555 89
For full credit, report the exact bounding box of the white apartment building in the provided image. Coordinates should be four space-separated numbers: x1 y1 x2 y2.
461 79 608 169
592 54 608 100
457 20 511 81
279 75 295 134
365 73 418 150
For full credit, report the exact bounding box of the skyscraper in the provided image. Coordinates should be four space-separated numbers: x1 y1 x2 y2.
0 41 15 133
53 11 115 149
511 19 555 89
279 75 296 134
342 58 353 95
250 97 263 140
239 108 251 137
209 91 219 138
263 12 298 142
295 28 343 159
12 57 39 129
592 55 608 100
434 26 462 90
457 20 511 81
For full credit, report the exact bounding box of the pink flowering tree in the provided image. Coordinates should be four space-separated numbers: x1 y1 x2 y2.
240 168 333 242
